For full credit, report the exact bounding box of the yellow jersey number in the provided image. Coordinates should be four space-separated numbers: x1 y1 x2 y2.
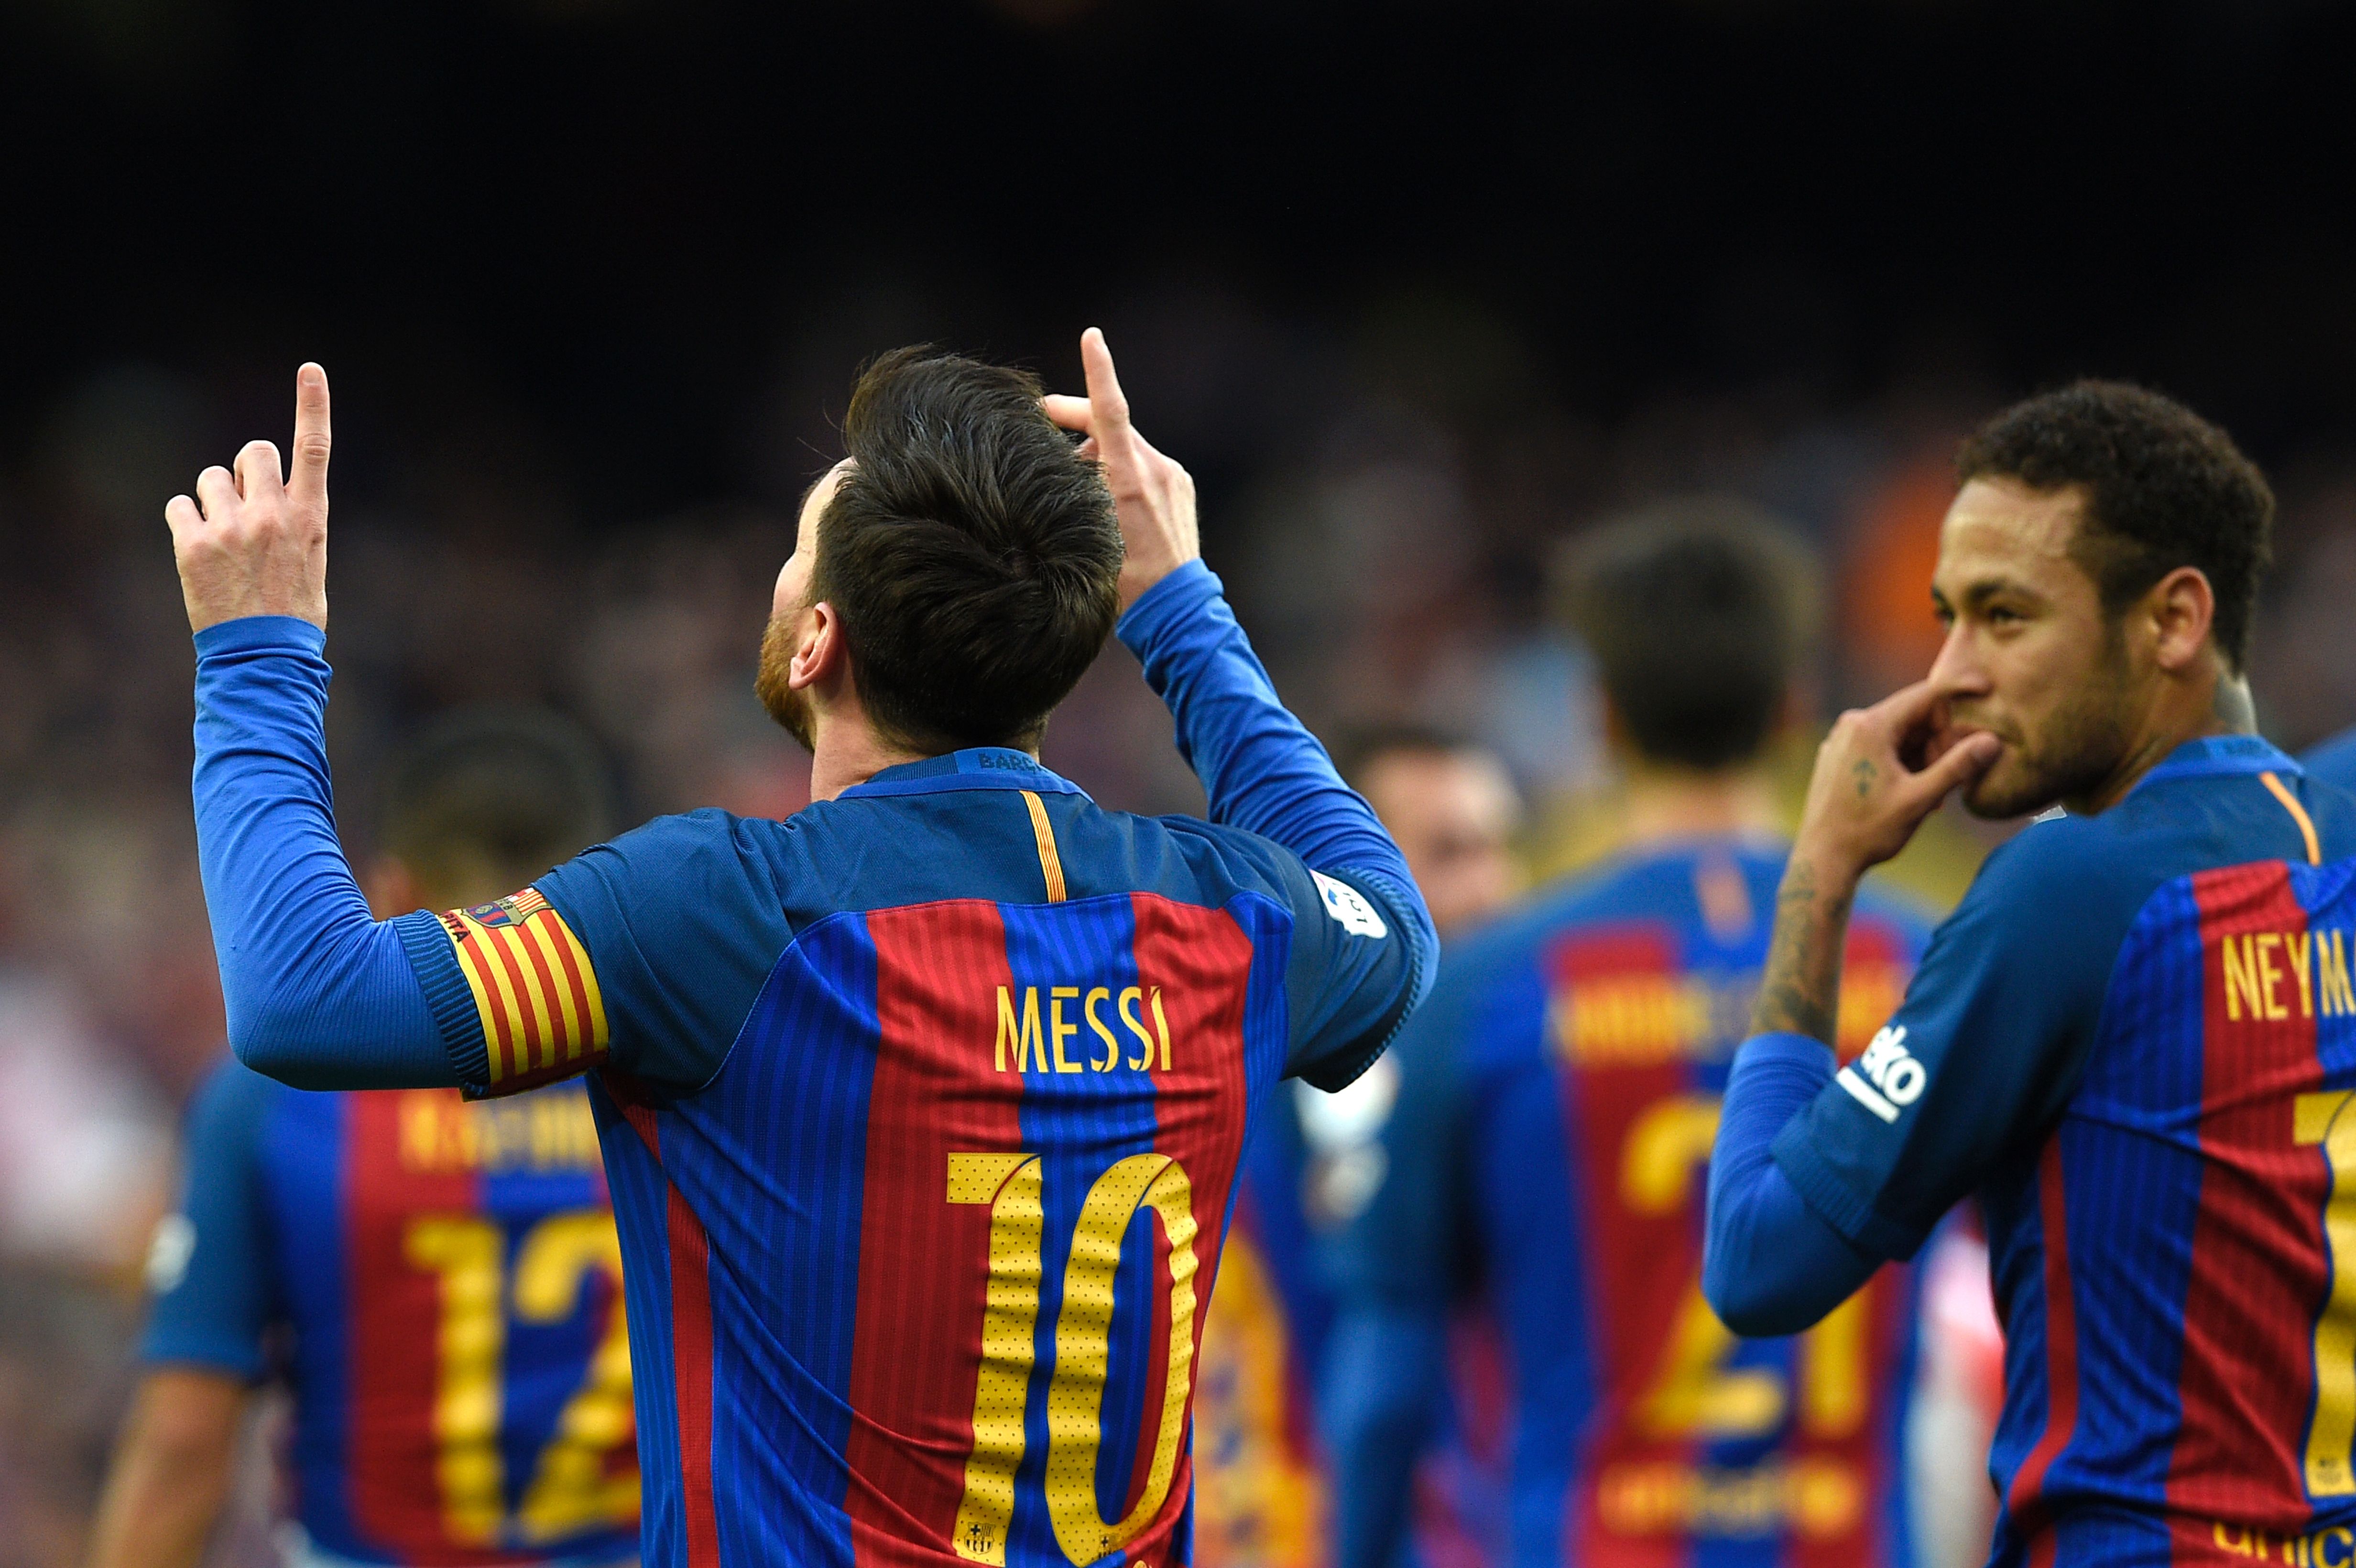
945 1152 1203 1568
402 1208 639 1545
1621 1094 1868 1442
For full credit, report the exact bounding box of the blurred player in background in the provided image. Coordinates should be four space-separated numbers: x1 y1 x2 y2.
1193 725 1520 1568
2304 725 2356 792
1338 729 1522 938
1331 502 1936 1568
87 711 636 1568
1705 383 2356 1563
163 335 1434 1568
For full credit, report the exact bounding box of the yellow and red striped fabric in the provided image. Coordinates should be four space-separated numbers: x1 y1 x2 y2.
436 889 611 1096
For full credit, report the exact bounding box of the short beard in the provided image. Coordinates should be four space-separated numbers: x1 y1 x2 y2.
755 610 816 753
1961 621 2135 820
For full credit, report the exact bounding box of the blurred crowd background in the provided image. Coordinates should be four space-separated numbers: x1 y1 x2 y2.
5 0 2356 1559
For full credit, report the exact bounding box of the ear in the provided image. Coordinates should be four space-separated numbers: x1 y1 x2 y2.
2146 565 2217 675
361 855 422 919
789 600 849 692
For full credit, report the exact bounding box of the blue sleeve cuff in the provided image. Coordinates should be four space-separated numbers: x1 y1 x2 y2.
394 911 494 1094
1114 560 1222 658
1737 1030 1837 1075
192 615 326 659
1772 1123 1927 1263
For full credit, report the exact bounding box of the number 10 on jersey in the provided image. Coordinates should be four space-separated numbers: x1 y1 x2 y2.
946 1150 1203 1568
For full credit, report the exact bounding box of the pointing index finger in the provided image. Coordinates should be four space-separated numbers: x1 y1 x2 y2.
1078 328 1134 457
289 362 332 510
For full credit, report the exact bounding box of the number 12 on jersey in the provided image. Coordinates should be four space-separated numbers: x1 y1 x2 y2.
945 1151 1203 1568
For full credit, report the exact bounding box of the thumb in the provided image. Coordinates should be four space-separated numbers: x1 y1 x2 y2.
288 363 332 513
1909 730 2001 806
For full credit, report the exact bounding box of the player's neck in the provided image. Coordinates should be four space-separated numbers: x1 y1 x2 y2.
807 714 934 803
2072 663 2256 816
1615 757 1783 849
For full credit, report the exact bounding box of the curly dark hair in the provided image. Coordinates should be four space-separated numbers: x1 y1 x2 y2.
815 347 1123 752
1954 381 2274 672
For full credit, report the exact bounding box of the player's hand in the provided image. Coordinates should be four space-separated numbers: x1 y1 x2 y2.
1043 327 1200 611
1793 678 2001 884
164 363 332 633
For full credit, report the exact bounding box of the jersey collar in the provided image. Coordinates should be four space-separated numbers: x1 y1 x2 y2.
838 746 1091 801
2130 733 2301 794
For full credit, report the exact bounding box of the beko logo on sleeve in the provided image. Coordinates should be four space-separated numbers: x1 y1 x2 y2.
1836 1024 1925 1125
1312 871 1389 939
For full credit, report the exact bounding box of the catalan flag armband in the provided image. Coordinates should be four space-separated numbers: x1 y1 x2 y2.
438 889 611 1096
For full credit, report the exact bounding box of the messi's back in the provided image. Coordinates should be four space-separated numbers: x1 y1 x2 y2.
492 734 1413 1563
556 762 1396 1568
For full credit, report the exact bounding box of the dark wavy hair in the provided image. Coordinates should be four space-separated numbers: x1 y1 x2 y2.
1553 499 1821 772
814 348 1123 751
1955 380 2274 672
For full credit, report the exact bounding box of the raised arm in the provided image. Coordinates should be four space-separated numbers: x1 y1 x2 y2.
1048 331 1435 1080
1047 331 1431 919
169 367 458 1089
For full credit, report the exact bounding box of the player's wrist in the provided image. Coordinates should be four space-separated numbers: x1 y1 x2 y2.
1784 834 1868 899
1116 548 1196 613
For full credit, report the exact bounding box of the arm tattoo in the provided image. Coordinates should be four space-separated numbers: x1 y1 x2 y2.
1750 858 1856 1044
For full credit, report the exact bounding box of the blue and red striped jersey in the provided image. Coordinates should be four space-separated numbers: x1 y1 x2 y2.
1337 840 1932 1568
143 1065 638 1566
1769 735 2356 1564
400 746 1424 1568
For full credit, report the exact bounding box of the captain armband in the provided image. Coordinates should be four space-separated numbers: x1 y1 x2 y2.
438 889 611 1096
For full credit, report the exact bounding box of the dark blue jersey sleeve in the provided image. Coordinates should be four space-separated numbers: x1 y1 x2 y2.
1702 1033 1880 1334
191 618 472 1089
516 813 791 1095
141 1059 279 1379
1119 562 1436 1088
1767 817 2150 1261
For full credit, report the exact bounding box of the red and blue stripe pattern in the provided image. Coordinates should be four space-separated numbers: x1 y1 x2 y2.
1547 910 1920 1568
592 882 1290 1568
1988 847 2356 1565
261 1082 636 1565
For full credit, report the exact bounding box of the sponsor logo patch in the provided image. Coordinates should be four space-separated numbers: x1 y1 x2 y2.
1311 871 1389 940
1836 1024 1925 1125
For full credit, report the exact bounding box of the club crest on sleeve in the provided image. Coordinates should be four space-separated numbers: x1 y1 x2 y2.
1312 871 1389 939
463 889 552 929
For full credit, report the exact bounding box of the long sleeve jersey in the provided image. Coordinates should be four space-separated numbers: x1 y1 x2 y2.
190 561 1436 1568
